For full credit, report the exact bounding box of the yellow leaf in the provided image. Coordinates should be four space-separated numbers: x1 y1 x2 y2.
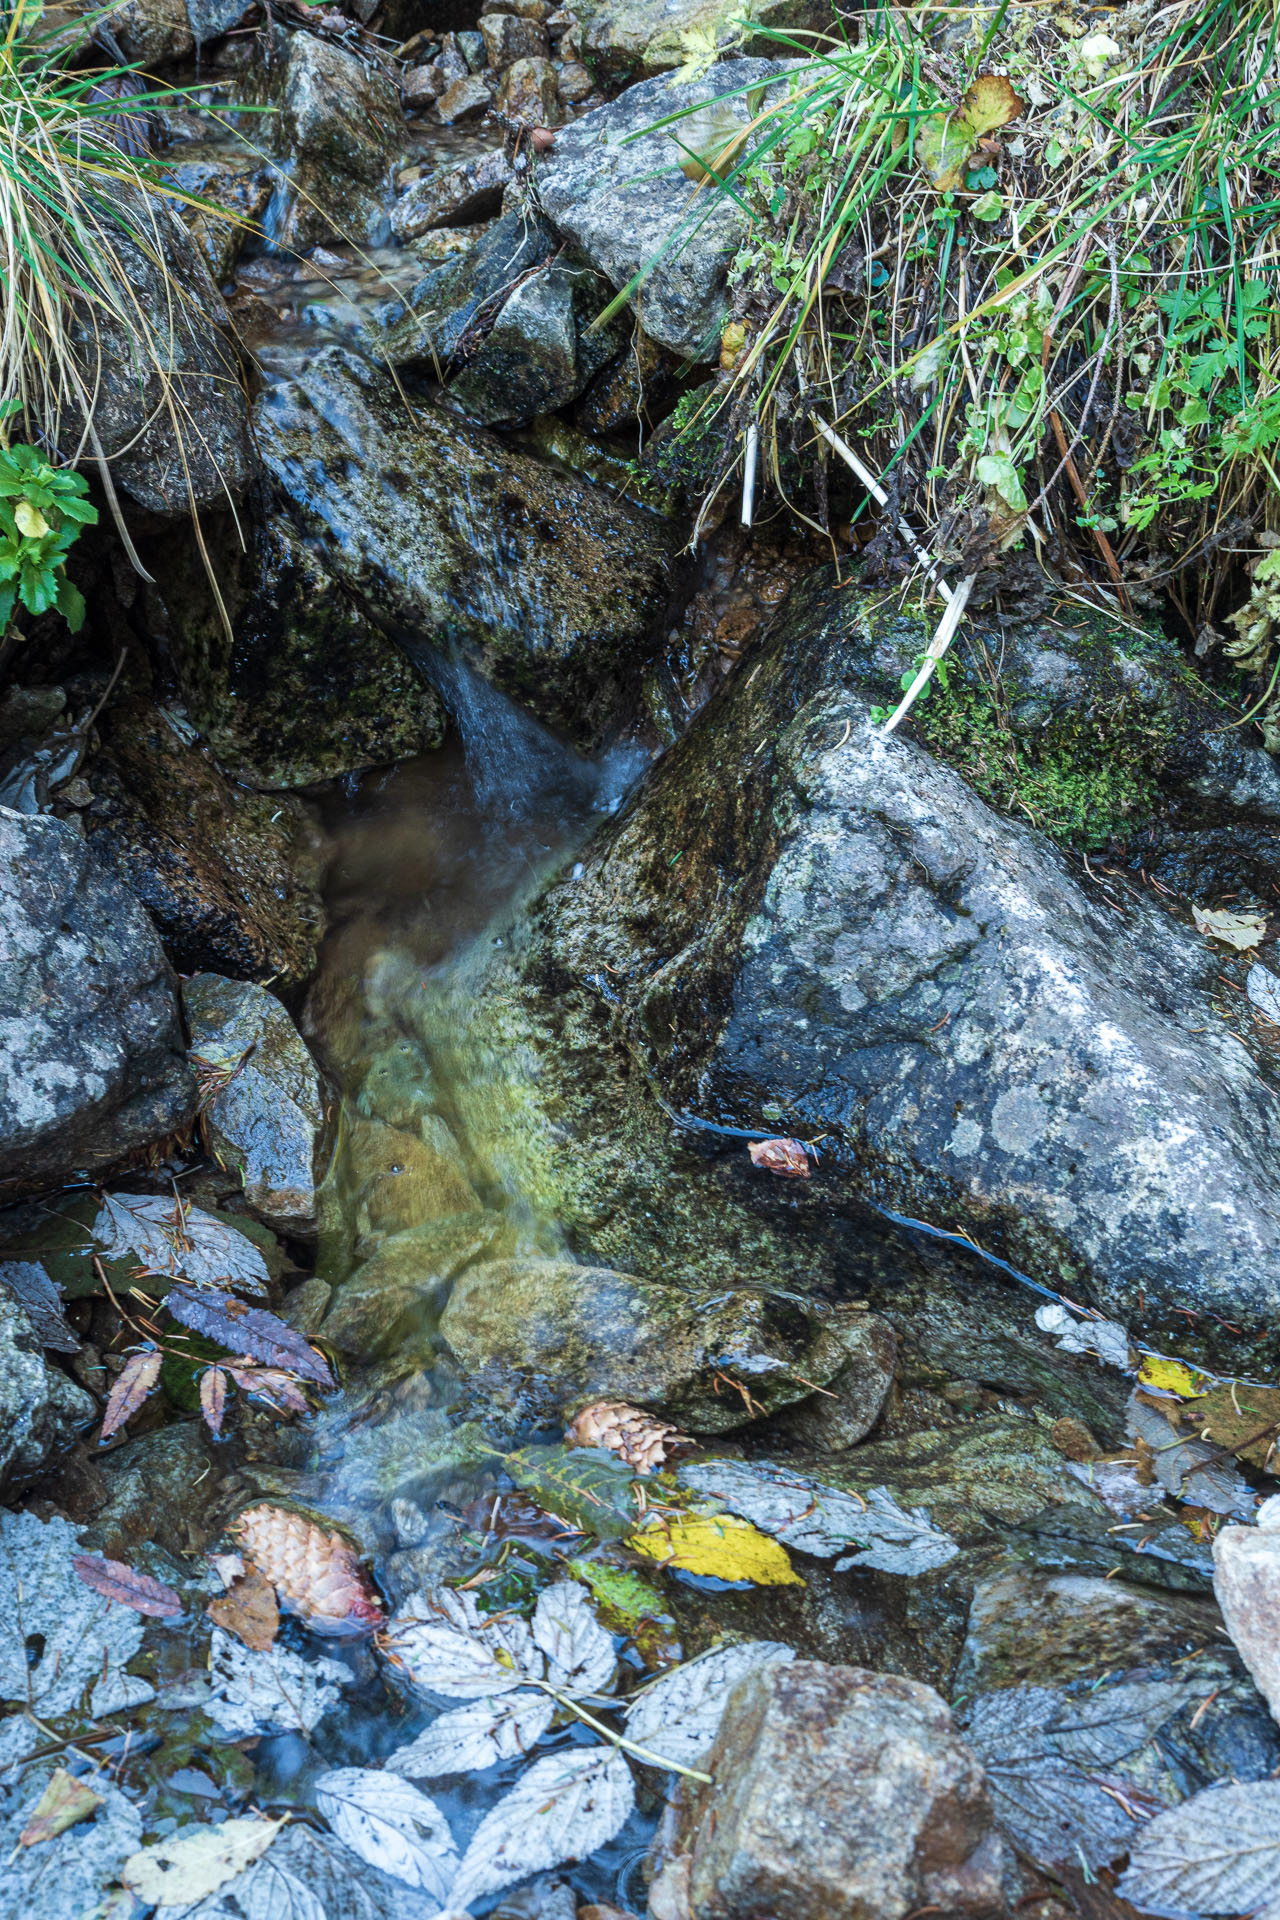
1137 1355 1204 1398
916 72 1024 191
628 1511 804 1586
14 499 50 540
720 321 746 371
962 73 1025 139
19 1769 103 1848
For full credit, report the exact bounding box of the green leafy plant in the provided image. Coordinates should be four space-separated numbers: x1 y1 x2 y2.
0 438 96 629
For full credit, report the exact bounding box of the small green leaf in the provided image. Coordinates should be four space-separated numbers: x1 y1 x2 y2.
969 190 1004 220
976 452 1028 510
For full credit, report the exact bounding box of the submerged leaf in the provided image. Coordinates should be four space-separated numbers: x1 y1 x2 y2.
71 1552 182 1619
1034 1303 1130 1371
380 1586 542 1699
747 1137 810 1178
628 1510 804 1585
1179 1381 1280 1471
167 1288 334 1388
1136 1354 1204 1398
99 1345 162 1442
92 1191 270 1294
1127 1391 1254 1515
495 1442 640 1540
531 1580 616 1695
447 1745 634 1912
206 1564 279 1652
18 1768 103 1848
0 1258 79 1351
0 1510 155 1717
386 1690 555 1779
314 1768 459 1896
200 1364 228 1438
204 1626 348 1738
1117 1781 1280 1916
679 1459 958 1575
624 1639 795 1768
123 1816 284 1905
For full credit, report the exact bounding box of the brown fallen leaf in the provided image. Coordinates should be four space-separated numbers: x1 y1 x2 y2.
200 1365 228 1438
207 1564 280 1652
19 1768 103 1848
99 1345 163 1442
565 1399 689 1474
72 1552 183 1618
916 71 1025 190
232 1503 385 1634
748 1136 811 1178
225 1363 311 1417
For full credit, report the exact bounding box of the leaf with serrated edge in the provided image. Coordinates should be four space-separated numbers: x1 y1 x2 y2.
92 1191 270 1294
680 1460 958 1574
164 1822 444 1920
1118 1782 1280 1916
531 1581 616 1695
314 1767 458 1896
0 1259 79 1351
382 1587 543 1700
100 1346 162 1441
386 1690 555 1779
203 1626 347 1737
72 1552 182 1618
625 1640 794 1768
0 1509 155 1717
124 1816 284 1905
207 1566 279 1652
447 1745 634 1912
166 1287 333 1388
1127 1391 1254 1515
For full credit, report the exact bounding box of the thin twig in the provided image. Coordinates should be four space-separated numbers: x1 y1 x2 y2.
881 572 978 735
810 413 954 600
541 1684 712 1784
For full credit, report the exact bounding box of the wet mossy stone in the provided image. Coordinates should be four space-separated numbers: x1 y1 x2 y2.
407 571 1280 1364
253 344 675 747
381 209 558 369
320 1211 511 1360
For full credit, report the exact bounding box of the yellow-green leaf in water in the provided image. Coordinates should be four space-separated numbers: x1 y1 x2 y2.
1137 1355 1204 1398
628 1511 804 1586
19 1769 103 1848
14 499 50 539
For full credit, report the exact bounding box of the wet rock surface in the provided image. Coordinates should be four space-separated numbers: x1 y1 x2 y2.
660 1660 1007 1920
277 32 401 248
184 973 326 1234
254 344 675 744
0 1292 93 1490
85 699 324 986
0 808 195 1193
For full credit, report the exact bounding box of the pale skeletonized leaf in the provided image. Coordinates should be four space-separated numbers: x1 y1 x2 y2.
382 1587 543 1700
1118 1782 1280 1916
157 1823 443 1920
447 1745 634 1912
92 1192 270 1295
385 1691 555 1779
313 1768 458 1896
679 1460 958 1574
1192 905 1267 951
624 1639 794 1768
531 1581 616 1695
124 1817 284 1906
1034 1303 1131 1370
0 1509 155 1717
0 1259 79 1351
202 1627 348 1738
1127 1392 1254 1516
1248 962 1280 1026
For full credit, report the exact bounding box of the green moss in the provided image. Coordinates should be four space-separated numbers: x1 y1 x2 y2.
915 679 1172 847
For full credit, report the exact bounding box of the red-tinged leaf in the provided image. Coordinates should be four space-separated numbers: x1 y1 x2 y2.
72 1552 183 1618
748 1136 811 1178
166 1287 335 1388
19 1768 103 1847
201 1365 228 1437
226 1364 311 1416
99 1346 163 1441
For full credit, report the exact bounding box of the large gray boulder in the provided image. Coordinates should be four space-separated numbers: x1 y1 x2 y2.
531 60 792 356
396 571 1280 1372
0 809 195 1195
254 345 674 745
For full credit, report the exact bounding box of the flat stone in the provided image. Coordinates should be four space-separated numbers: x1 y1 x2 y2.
572 0 825 79
0 809 195 1195
392 147 512 239
671 1661 1007 1920
532 61 791 355
436 72 494 124
1214 1501 1280 1725
0 1292 94 1490
437 1257 851 1430
184 974 326 1234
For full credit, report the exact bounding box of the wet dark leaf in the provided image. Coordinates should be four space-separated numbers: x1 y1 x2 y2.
166 1288 334 1388
0 1258 79 1351
225 1362 312 1416
200 1365 228 1438
71 1551 183 1618
99 1346 163 1441
93 1192 270 1295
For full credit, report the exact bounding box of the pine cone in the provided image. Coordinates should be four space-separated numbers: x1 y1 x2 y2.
231 1503 384 1635
565 1400 687 1474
